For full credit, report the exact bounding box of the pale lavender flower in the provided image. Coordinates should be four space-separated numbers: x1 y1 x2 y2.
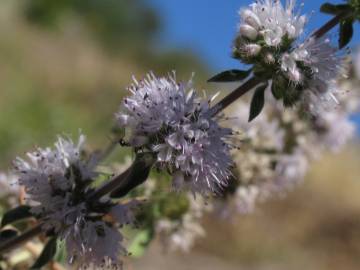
156 194 211 252
233 186 260 214
13 135 136 269
13 134 96 231
272 149 308 190
281 37 343 113
312 111 355 152
116 72 234 195
232 148 308 214
238 0 307 47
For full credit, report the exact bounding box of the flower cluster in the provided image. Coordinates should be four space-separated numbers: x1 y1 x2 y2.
234 0 343 113
116 72 234 195
224 76 358 213
13 135 138 269
156 194 210 252
236 0 306 49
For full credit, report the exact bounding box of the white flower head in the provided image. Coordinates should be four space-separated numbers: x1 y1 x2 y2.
13 135 137 269
281 37 343 112
116 72 235 195
238 0 307 47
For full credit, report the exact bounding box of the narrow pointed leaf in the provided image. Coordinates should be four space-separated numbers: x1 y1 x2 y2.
208 69 252 82
339 19 354 49
248 83 268 122
110 153 155 198
320 3 350 14
0 229 18 242
1 205 32 227
30 237 57 269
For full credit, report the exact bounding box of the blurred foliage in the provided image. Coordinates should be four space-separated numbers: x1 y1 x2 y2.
131 146 360 270
0 0 209 167
22 0 159 51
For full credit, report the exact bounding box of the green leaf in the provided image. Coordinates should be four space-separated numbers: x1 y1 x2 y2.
283 86 302 107
110 153 155 198
339 19 354 49
53 240 67 264
208 69 251 82
31 237 57 269
271 76 287 100
248 83 268 122
320 3 350 14
1 205 32 227
127 229 153 258
0 229 18 242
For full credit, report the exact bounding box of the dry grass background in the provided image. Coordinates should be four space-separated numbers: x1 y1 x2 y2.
132 146 360 270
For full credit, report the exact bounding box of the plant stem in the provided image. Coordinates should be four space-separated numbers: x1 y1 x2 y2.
0 224 43 255
87 167 131 201
213 77 262 115
312 11 353 39
97 140 118 163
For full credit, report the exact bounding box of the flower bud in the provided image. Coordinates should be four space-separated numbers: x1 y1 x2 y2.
288 68 302 83
239 25 258 40
240 9 261 30
264 53 275 64
243 44 261 56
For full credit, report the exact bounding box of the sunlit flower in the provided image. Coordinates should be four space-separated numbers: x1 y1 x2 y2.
116 72 234 195
238 0 306 47
281 37 343 113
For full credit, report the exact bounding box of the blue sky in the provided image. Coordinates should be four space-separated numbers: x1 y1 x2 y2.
146 0 360 132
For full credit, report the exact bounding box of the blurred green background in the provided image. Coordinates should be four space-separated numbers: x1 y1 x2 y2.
0 0 209 166
0 1 360 269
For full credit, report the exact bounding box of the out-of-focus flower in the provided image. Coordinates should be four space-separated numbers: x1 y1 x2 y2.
354 48 360 80
156 194 211 252
116 72 235 195
13 135 137 269
0 172 20 207
225 82 358 213
311 111 355 152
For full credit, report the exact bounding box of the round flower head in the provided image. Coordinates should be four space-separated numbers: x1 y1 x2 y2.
116 72 234 195
233 1 347 115
234 0 307 61
14 135 138 269
281 37 344 113
239 0 306 46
